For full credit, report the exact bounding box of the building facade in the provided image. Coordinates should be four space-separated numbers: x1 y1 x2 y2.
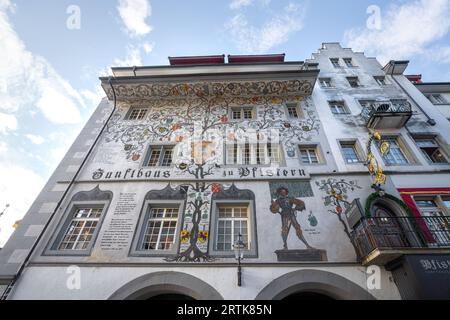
1 43 450 300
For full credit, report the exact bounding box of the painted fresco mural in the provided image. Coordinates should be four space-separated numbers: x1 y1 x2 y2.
73 79 373 264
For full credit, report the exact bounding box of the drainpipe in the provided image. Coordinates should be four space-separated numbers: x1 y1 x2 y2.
0 77 118 300
389 68 436 126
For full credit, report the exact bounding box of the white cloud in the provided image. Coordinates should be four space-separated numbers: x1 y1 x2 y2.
142 42 154 54
0 112 17 134
0 141 7 153
0 163 44 247
225 2 306 53
25 134 45 145
0 4 83 124
81 85 105 107
117 0 152 37
112 45 143 67
344 0 450 65
230 0 253 10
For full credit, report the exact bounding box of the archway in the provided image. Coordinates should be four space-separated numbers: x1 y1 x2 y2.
109 271 223 300
282 292 334 300
255 269 375 300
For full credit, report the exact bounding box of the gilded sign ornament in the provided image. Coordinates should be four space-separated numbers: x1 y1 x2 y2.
365 131 390 189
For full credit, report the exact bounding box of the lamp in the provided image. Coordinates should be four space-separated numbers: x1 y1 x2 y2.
233 233 245 287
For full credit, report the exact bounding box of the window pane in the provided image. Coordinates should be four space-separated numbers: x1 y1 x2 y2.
147 148 161 166
161 147 173 166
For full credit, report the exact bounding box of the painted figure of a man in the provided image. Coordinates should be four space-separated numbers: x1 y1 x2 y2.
270 187 313 250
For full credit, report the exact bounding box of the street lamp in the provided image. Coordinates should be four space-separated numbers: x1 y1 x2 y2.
233 233 245 287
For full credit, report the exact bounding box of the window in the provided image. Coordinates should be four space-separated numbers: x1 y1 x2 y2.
414 197 450 246
340 141 362 163
145 145 174 167
330 58 340 68
343 58 355 67
379 137 409 165
126 107 148 120
215 205 250 251
225 141 281 165
286 103 300 118
374 76 387 86
347 77 360 88
58 207 103 251
231 107 254 120
140 206 179 251
413 136 448 164
328 101 348 114
319 78 333 88
359 99 375 109
299 145 321 164
426 94 447 105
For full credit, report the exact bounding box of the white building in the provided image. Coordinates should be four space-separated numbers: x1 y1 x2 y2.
1 43 450 300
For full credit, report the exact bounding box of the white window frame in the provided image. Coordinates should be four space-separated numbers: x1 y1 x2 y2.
285 103 301 118
330 58 340 68
140 207 179 251
319 78 333 88
328 101 348 114
374 76 387 86
230 106 255 120
413 135 449 164
343 58 355 67
339 140 363 164
225 141 282 166
298 144 323 165
347 77 360 88
379 136 411 165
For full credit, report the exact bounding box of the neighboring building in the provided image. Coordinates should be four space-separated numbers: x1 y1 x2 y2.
0 44 449 300
408 75 450 121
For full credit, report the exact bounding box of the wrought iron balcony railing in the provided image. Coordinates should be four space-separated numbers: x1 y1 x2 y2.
360 101 412 129
351 215 450 263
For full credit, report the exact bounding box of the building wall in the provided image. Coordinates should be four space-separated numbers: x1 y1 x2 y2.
3 43 450 300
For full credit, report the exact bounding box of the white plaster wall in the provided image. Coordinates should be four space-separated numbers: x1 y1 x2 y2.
9 265 401 300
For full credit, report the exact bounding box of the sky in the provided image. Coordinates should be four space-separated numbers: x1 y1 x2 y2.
1 0 450 246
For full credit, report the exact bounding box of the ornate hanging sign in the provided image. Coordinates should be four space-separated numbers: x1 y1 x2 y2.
365 131 390 189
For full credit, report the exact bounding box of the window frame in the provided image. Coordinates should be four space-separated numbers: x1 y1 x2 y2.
412 135 449 164
328 101 349 115
330 58 341 68
143 144 175 167
346 76 360 88
427 94 447 105
224 141 283 166
338 140 364 164
285 102 302 118
130 199 185 257
209 200 257 258
343 58 355 67
379 135 413 166
230 106 256 121
125 107 149 120
319 77 333 88
374 76 388 86
298 144 325 165
46 200 109 256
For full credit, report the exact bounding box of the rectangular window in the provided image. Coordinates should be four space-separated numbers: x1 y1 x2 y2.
141 207 179 251
319 78 333 88
343 58 354 67
374 76 387 86
347 77 360 88
58 207 103 251
127 107 148 120
299 145 320 164
225 142 281 165
328 101 348 114
330 58 340 68
216 205 249 251
145 145 174 167
427 94 447 104
380 137 409 165
413 136 448 163
286 103 299 118
231 107 254 120
340 141 361 163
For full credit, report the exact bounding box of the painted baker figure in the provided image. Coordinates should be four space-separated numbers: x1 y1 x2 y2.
270 187 314 250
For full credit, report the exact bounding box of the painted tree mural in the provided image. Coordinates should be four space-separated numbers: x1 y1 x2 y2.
315 178 361 255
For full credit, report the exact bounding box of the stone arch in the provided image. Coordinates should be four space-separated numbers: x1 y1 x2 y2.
108 271 223 300
255 269 375 300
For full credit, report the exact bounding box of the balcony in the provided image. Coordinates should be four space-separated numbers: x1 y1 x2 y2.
360 101 412 129
352 216 450 266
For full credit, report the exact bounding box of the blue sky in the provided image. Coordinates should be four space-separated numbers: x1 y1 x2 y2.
1 0 450 245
